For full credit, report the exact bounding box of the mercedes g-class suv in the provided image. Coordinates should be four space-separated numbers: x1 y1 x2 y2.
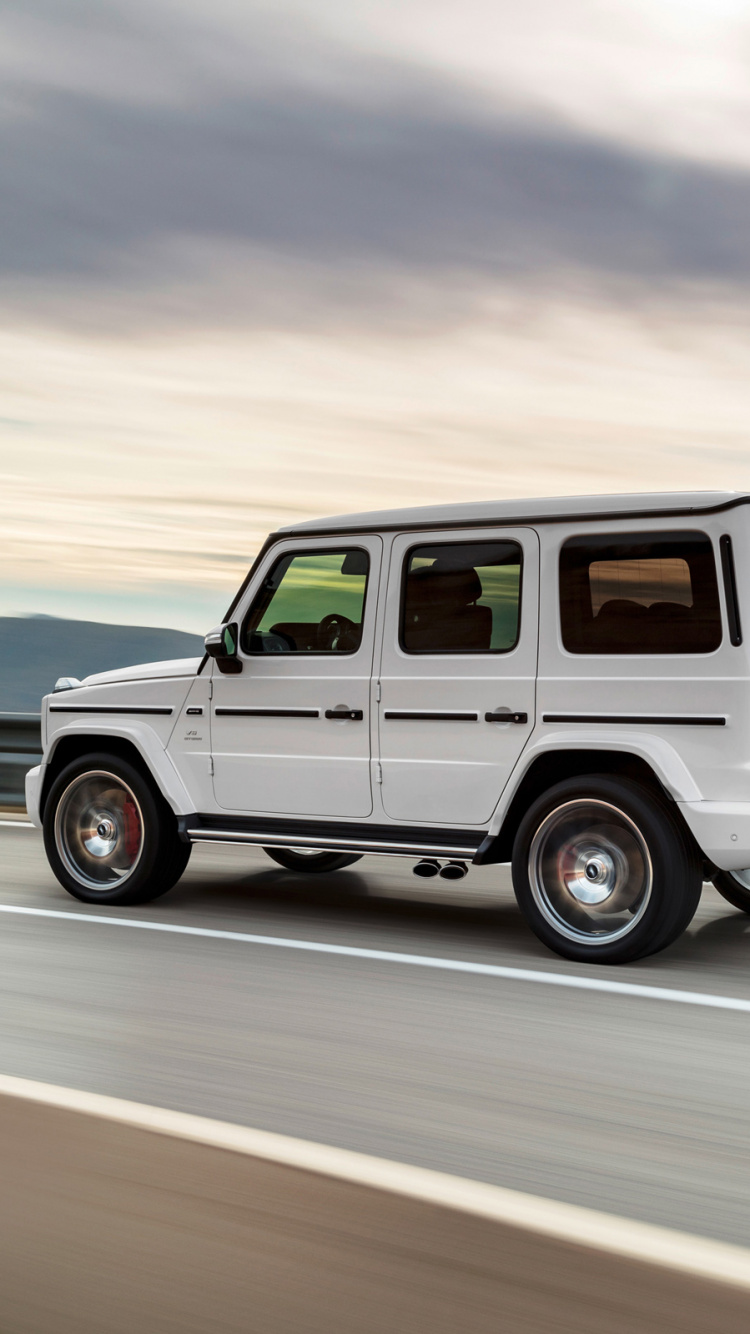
27 491 750 964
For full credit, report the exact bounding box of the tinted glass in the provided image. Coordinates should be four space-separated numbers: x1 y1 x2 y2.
243 549 369 654
401 541 522 654
560 532 722 654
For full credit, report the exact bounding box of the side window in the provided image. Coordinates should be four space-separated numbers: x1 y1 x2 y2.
243 549 370 654
559 531 722 654
401 541 522 654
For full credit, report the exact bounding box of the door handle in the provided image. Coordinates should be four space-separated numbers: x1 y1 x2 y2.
485 710 528 724
325 708 364 720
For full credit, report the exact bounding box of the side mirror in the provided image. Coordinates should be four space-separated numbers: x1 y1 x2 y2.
204 622 243 674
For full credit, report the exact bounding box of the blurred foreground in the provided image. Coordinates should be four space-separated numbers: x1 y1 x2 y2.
2 1071 747 1334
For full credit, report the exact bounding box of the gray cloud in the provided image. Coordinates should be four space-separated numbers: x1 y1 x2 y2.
3 0 750 329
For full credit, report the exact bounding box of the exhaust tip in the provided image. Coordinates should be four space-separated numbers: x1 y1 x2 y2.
439 861 468 881
413 859 440 878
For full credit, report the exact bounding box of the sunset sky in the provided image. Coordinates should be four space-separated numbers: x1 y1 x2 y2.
3 0 750 631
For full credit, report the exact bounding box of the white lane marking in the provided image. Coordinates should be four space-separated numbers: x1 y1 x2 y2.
0 902 749 1012
1 1070 750 1289
0 819 34 827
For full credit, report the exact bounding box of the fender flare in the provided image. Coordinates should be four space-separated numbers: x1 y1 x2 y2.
40 722 195 819
475 728 702 863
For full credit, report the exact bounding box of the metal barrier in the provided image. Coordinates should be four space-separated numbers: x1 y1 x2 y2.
0 714 41 808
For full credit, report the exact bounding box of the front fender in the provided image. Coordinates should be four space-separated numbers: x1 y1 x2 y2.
43 721 195 818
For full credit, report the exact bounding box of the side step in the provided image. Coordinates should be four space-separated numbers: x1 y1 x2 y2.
180 815 484 863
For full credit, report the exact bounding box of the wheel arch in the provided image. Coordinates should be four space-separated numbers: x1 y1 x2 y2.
476 746 700 866
39 727 192 822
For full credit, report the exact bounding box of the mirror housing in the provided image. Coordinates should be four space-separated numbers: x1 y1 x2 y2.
204 622 243 674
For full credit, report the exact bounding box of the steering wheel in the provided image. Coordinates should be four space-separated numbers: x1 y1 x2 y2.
317 613 358 651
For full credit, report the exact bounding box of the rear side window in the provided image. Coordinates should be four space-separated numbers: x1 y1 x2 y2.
560 532 722 654
401 541 522 654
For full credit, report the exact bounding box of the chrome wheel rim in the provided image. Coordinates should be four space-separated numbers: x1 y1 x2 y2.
730 869 750 892
55 771 144 890
529 799 652 945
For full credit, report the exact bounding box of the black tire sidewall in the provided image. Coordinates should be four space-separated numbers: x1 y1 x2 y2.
43 753 177 905
712 870 750 914
512 775 701 964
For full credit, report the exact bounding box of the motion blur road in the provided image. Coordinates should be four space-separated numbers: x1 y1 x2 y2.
2 822 750 1248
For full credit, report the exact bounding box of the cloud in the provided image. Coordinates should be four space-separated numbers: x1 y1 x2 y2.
3 0 750 337
5 79 750 329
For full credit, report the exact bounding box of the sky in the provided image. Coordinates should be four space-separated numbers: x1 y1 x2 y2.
2 0 750 631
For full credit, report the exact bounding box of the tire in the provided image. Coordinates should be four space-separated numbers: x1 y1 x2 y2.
43 753 191 905
511 775 701 964
711 868 750 914
263 848 363 874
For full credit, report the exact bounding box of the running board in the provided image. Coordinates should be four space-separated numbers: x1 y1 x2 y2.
179 815 483 862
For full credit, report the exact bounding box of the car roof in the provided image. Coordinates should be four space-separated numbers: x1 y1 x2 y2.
278 491 749 536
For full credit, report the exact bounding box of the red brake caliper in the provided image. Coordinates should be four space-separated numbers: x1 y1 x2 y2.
122 799 141 863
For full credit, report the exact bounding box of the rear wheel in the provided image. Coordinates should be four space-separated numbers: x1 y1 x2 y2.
43 753 190 905
712 868 750 914
263 848 363 874
512 775 701 964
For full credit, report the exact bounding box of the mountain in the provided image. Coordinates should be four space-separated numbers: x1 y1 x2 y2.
0 617 204 713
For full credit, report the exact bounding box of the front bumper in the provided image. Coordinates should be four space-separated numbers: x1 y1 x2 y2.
679 800 750 871
24 765 43 828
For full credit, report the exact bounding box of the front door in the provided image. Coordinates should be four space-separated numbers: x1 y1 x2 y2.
378 528 538 826
211 536 382 817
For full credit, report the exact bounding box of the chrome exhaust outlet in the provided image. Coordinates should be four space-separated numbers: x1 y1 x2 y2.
439 860 468 881
413 859 440 878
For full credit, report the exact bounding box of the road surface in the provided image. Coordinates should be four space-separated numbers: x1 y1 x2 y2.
2 822 750 1247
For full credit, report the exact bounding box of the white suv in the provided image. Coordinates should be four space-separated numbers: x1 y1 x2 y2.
27 491 750 965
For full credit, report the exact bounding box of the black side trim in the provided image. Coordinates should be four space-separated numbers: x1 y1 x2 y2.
383 710 479 722
720 534 743 646
214 707 319 718
49 704 174 716
474 832 499 866
543 713 726 726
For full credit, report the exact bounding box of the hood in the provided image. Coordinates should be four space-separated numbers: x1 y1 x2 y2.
79 657 203 688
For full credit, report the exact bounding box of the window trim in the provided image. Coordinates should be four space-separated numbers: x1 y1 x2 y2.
241 544 372 657
558 529 724 657
720 534 742 647
398 538 524 657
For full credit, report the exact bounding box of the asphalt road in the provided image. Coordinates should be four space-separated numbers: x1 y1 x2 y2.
3 822 750 1248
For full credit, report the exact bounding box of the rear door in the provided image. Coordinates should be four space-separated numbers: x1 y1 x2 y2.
377 528 538 826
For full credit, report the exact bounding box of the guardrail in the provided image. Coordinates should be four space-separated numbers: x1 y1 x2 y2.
0 713 41 808
1 1075 749 1333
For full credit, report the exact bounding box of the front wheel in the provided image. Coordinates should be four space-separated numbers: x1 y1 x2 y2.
512 775 701 964
43 753 191 905
263 847 363 874
712 868 750 914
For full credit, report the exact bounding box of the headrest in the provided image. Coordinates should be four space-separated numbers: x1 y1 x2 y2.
408 562 483 610
646 601 692 621
595 599 648 621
